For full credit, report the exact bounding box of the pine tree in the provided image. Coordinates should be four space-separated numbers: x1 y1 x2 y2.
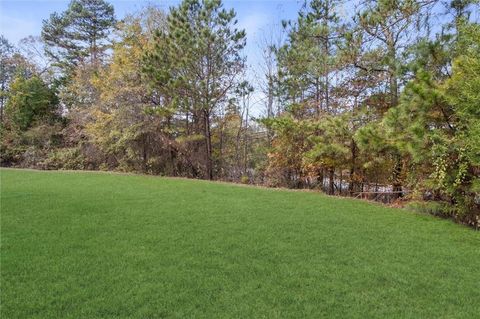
385 21 480 226
352 0 436 196
144 0 246 180
41 0 116 72
264 0 346 188
276 0 344 118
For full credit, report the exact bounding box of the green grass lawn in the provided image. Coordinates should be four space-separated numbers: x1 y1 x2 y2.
1 169 479 318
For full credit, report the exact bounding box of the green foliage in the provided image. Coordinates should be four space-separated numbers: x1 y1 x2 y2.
41 0 116 71
240 174 249 184
143 0 246 112
4 74 59 131
42 147 86 170
276 0 344 116
142 0 246 179
405 200 455 219
381 22 480 226
0 36 16 114
305 114 352 170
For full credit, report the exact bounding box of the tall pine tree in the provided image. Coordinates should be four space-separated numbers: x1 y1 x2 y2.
144 0 246 180
41 0 116 73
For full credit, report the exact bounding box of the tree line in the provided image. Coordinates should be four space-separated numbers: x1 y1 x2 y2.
1 0 479 227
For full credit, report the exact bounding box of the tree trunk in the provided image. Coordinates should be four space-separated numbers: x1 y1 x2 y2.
349 139 357 194
323 1 330 113
317 167 324 190
203 109 213 180
0 82 4 123
243 105 249 176
392 157 403 199
315 77 321 117
339 171 343 195
167 116 176 176
218 120 224 179
329 168 335 195
388 35 402 198
142 135 148 173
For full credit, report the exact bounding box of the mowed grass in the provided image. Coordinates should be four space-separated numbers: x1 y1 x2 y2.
1 169 479 318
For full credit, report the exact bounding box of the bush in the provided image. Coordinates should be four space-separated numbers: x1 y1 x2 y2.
42 147 86 170
406 200 479 229
240 175 249 184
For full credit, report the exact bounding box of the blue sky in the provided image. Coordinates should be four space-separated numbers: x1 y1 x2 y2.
0 0 307 114
0 0 303 57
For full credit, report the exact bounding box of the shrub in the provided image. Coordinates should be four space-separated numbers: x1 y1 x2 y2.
42 148 86 170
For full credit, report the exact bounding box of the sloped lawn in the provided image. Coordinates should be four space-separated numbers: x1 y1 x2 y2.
1 169 479 318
